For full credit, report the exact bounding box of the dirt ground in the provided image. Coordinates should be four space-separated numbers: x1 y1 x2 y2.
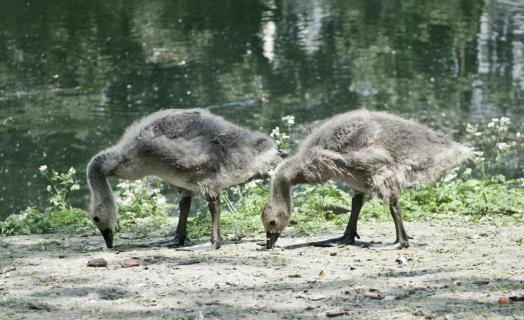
0 221 523 319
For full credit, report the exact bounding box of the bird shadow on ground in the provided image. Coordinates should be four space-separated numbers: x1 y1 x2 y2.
283 238 378 250
282 238 427 250
128 237 262 251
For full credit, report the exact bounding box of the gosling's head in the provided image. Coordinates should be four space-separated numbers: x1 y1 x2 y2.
88 197 117 249
261 202 291 249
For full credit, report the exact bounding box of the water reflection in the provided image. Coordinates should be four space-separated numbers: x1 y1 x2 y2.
0 0 523 218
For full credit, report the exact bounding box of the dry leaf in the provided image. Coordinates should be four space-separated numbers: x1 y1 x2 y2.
318 270 325 277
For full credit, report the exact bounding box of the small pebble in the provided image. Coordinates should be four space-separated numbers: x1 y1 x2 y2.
87 258 107 268
364 288 383 300
122 258 141 268
498 296 511 305
330 252 337 256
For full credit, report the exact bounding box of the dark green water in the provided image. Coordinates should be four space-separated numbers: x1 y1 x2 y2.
1 0 523 218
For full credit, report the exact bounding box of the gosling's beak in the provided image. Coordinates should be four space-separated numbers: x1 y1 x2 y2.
100 229 113 249
266 232 280 249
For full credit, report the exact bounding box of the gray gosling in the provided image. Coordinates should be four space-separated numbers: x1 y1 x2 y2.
87 108 280 249
262 109 472 249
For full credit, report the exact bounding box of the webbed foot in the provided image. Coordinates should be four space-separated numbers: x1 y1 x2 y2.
211 235 223 250
211 240 222 250
310 232 360 247
167 234 186 248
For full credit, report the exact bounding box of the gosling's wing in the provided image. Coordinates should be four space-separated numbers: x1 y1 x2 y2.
138 110 219 172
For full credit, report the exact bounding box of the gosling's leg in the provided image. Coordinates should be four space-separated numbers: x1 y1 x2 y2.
341 193 364 244
136 189 192 248
312 193 365 247
168 189 192 247
206 194 223 250
388 199 409 249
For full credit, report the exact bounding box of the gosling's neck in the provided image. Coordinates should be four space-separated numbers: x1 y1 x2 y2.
270 156 307 212
87 150 119 212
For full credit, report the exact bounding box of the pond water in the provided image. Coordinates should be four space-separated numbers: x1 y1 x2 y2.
1 0 523 219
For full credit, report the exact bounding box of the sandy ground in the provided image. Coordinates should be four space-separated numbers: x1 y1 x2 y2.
0 221 523 320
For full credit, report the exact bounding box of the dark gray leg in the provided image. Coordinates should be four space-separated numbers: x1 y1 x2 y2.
206 194 223 250
341 193 364 243
137 189 192 248
389 199 409 248
312 193 365 247
168 189 192 248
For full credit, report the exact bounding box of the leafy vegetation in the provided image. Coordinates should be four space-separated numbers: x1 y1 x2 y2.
1 116 522 239
0 167 90 235
114 179 173 238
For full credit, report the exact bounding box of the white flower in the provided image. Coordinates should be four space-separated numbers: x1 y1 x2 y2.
39 165 48 172
500 117 511 126
282 115 295 126
473 150 484 157
245 179 261 189
270 127 280 138
516 132 521 138
487 122 495 128
70 184 80 191
463 168 472 176
68 167 76 175
156 197 166 206
443 171 458 183
46 185 52 192
496 142 510 152
117 181 130 189
498 117 510 133
466 123 479 135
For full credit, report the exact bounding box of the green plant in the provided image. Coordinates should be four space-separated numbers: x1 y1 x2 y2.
1 166 177 237
39 166 81 210
270 115 295 151
114 178 172 235
2 115 522 239
1 166 90 235
465 117 518 179
188 180 271 239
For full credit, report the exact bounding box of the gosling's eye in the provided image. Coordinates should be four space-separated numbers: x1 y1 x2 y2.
93 216 100 222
